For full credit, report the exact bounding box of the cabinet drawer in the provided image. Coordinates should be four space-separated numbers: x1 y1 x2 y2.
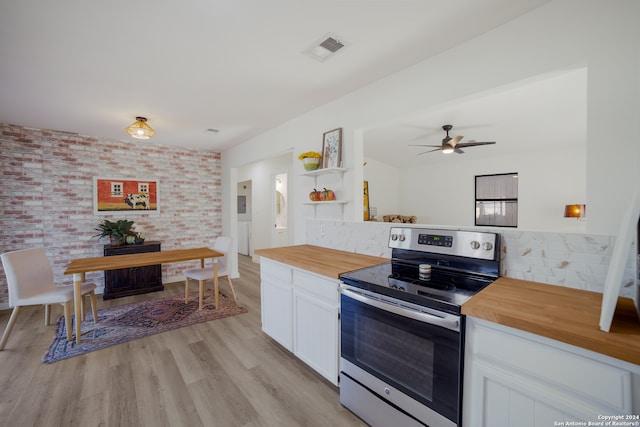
104 242 161 255
292 269 338 304
471 320 632 411
261 259 292 283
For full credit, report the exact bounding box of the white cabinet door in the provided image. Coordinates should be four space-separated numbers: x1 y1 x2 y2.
261 277 293 351
260 259 293 351
463 317 636 427
293 288 339 385
292 268 340 385
259 259 340 384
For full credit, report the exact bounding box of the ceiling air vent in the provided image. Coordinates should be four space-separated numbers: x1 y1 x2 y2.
303 33 346 62
320 37 344 53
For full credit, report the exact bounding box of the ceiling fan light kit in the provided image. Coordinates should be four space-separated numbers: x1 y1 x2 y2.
410 124 496 155
125 116 155 140
442 145 454 154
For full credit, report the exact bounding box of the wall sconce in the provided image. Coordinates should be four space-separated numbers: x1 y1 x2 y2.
125 116 155 140
564 204 586 219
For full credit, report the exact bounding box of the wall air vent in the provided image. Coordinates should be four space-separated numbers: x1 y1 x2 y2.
303 33 347 62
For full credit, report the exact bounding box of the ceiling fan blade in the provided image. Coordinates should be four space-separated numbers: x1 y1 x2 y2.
417 148 442 155
456 141 496 148
450 135 463 147
454 148 465 154
409 144 442 148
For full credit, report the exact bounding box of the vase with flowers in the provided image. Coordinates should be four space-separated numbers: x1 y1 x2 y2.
298 151 322 171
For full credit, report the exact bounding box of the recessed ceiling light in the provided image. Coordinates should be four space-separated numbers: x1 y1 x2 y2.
303 33 346 62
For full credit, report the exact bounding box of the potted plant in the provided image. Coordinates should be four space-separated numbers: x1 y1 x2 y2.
93 219 137 246
298 151 322 171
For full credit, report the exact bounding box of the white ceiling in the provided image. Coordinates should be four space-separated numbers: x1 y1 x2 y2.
0 0 551 152
364 67 588 167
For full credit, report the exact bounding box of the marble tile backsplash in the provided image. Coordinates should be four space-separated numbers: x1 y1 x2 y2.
306 219 637 297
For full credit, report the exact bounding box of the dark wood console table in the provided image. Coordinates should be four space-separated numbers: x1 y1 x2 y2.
103 241 163 299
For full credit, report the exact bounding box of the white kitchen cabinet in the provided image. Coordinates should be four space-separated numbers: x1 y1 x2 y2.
292 269 339 385
463 317 638 427
260 258 340 385
260 258 293 351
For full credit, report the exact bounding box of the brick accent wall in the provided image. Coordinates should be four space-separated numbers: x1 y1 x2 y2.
0 123 222 305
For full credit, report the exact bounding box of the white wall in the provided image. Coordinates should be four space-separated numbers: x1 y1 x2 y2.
222 1 640 244
398 144 586 232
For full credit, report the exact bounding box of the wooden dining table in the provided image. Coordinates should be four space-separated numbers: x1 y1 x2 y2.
64 247 223 343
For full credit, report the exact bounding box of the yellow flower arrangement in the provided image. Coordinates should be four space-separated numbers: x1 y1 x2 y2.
298 151 322 160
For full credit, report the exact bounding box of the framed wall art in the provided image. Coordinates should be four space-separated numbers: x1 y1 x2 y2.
93 177 159 215
322 127 342 169
599 192 640 332
363 181 370 221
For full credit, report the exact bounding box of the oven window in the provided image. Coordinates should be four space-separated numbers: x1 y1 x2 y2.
355 315 434 401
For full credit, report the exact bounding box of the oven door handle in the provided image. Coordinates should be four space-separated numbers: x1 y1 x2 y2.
340 287 460 332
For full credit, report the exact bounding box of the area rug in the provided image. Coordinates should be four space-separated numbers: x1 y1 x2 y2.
42 292 247 364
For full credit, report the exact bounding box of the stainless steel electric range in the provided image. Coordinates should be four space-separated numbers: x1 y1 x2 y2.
339 227 500 427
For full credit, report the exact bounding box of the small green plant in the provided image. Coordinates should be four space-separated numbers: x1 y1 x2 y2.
93 219 136 245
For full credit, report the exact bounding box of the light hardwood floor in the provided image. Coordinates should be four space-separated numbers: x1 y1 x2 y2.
0 255 367 427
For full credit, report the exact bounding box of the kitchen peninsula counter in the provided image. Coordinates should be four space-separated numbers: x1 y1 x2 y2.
255 245 639 366
462 277 640 366
254 244 387 279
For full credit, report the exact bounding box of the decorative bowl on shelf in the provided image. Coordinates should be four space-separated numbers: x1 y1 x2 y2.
302 157 321 171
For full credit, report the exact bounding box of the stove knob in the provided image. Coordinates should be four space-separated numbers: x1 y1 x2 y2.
470 241 480 250
482 242 494 251
399 235 406 242
391 234 398 241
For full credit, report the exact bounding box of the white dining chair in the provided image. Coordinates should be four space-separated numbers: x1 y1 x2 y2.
183 236 238 310
0 247 99 350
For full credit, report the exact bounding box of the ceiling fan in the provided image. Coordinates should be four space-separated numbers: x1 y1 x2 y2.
410 124 496 155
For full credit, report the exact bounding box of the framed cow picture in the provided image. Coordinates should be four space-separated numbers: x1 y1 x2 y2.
93 177 159 215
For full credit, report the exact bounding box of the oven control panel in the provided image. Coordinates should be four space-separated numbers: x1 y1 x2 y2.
389 227 499 260
417 233 453 247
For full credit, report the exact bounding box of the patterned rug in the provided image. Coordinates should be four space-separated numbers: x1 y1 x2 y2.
42 292 247 364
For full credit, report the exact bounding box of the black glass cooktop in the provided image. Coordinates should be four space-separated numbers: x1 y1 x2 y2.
339 261 496 315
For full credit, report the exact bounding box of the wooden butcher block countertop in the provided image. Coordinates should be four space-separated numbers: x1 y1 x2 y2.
462 277 640 366
255 245 639 366
254 245 387 279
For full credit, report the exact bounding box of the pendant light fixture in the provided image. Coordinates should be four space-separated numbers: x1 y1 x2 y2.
125 116 155 140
